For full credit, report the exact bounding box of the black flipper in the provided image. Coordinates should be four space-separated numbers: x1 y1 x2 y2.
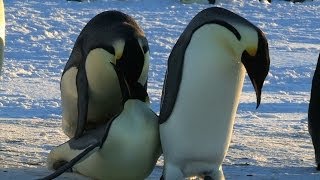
61 37 88 139
308 53 320 169
39 142 100 180
41 118 117 180
74 64 89 139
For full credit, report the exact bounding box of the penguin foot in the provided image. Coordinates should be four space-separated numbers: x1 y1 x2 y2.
317 163 320 171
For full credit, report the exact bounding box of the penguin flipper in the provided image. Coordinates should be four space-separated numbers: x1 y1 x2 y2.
61 38 87 138
74 65 89 138
159 34 188 124
44 123 112 180
42 142 100 180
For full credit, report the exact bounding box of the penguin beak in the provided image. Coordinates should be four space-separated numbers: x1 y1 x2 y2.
241 33 270 109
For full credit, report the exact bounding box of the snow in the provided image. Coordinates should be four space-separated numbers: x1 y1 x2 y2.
0 0 319 179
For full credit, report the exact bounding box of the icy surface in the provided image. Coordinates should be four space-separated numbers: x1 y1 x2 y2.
0 0 319 179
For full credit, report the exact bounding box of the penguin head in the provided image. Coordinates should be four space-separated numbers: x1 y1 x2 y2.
240 27 270 108
88 21 149 87
114 31 149 88
110 23 150 102
211 9 270 108
81 12 150 102
97 35 149 104
213 7 269 109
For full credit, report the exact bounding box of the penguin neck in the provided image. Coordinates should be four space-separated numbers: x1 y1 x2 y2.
188 24 245 60
122 99 141 120
109 99 157 135
233 23 259 56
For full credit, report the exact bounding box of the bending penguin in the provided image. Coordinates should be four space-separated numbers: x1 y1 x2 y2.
308 53 320 170
61 10 150 139
159 7 270 179
0 0 5 74
43 85 161 180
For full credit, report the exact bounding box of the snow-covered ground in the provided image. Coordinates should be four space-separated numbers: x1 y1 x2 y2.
0 0 319 179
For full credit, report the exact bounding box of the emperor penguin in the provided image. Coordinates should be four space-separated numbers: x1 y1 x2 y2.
308 53 320 170
0 0 5 74
43 84 161 180
159 7 270 179
61 10 150 139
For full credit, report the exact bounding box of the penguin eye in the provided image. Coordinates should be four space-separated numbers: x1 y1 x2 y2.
142 45 149 54
103 45 115 56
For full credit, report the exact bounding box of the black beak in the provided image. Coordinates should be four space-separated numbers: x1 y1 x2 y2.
241 31 270 109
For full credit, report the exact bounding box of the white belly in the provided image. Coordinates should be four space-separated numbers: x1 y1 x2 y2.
160 30 246 176
61 67 79 137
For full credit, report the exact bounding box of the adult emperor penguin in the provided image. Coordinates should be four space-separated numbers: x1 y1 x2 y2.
0 0 5 74
61 10 150 139
43 85 161 180
308 53 320 170
159 7 270 179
